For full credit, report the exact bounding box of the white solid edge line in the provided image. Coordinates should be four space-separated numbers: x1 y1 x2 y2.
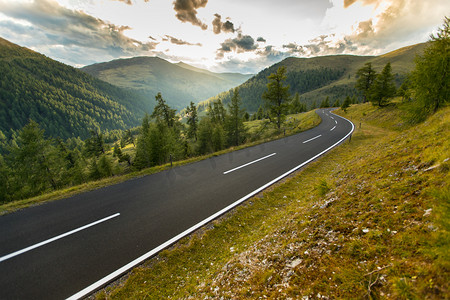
66 111 354 300
223 153 276 174
302 134 322 144
0 213 120 263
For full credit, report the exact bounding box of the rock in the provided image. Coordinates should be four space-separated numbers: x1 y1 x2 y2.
288 258 303 268
423 208 432 217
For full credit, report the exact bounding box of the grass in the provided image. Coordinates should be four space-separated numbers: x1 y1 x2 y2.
0 111 321 215
95 103 449 299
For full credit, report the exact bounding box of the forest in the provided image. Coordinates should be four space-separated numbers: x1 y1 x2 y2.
0 38 153 141
198 65 348 114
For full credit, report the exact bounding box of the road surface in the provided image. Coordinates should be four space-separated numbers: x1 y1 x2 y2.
0 108 353 299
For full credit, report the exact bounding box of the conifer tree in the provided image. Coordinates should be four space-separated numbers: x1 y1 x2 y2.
262 66 291 129
369 62 396 107
411 17 449 117
356 62 377 102
7 120 61 198
341 96 351 112
226 88 246 146
186 101 198 141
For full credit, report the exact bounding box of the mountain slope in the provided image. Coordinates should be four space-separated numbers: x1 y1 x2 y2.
81 57 252 110
198 43 426 113
0 38 152 140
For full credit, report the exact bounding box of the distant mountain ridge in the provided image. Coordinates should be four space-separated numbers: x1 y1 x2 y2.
198 42 427 113
81 57 253 110
0 38 152 140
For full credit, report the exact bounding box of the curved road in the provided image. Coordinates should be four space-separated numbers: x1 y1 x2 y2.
0 108 353 299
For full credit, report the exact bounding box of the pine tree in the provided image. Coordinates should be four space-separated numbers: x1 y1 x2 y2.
341 96 351 112
151 93 177 128
186 101 198 141
320 96 330 108
290 92 305 114
411 17 449 117
262 66 291 129
369 62 396 107
7 120 61 198
226 88 246 147
356 62 377 103
332 99 341 107
84 130 105 157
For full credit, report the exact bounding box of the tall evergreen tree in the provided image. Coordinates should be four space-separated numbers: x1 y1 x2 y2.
411 17 449 117
369 62 396 107
262 66 291 129
290 92 306 114
7 120 61 198
84 130 105 157
320 96 330 108
133 114 153 170
332 99 341 107
186 101 198 141
151 93 177 128
226 88 246 147
356 62 377 103
341 96 351 112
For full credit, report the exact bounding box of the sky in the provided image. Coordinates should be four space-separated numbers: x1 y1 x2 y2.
0 0 448 74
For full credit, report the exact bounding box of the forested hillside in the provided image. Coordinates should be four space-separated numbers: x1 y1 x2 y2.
81 57 252 110
199 43 427 113
0 38 153 140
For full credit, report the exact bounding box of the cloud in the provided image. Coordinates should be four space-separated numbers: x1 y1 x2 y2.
212 13 235 34
164 35 202 46
343 0 379 8
338 0 447 52
217 33 258 58
173 0 208 30
282 42 305 54
257 37 266 43
0 0 158 65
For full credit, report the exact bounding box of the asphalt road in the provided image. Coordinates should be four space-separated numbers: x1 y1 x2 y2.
0 108 353 299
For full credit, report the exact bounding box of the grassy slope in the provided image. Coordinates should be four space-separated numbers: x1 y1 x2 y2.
97 103 449 299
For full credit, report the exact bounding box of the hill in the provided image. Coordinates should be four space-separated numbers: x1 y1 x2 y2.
96 102 449 299
198 43 427 113
81 57 253 111
0 38 153 140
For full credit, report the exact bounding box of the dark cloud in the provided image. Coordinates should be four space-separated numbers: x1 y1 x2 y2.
164 35 202 46
217 33 258 57
0 0 158 65
212 13 235 34
257 37 266 43
173 0 208 30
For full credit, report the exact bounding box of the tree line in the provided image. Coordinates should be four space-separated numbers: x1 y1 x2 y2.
352 17 448 120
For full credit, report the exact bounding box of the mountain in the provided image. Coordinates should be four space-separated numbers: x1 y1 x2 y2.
198 43 427 113
0 38 153 140
80 57 253 111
